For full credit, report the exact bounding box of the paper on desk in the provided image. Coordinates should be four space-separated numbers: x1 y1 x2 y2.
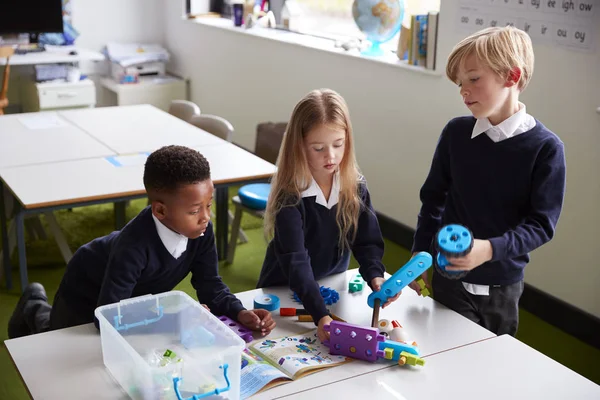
18 114 69 130
105 152 150 167
105 43 169 67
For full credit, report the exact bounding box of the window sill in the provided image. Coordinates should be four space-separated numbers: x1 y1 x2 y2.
186 16 442 77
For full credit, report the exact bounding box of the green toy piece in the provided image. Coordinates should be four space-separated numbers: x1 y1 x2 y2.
416 278 430 297
349 274 365 293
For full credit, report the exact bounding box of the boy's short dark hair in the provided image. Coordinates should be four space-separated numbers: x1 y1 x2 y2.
143 145 211 196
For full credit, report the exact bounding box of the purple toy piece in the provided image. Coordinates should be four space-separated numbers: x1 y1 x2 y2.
322 321 385 362
217 315 253 343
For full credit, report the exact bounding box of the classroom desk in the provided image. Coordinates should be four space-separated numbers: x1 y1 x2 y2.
0 47 105 66
0 111 115 168
4 269 495 400
0 142 275 290
59 104 225 154
0 111 117 281
280 334 600 400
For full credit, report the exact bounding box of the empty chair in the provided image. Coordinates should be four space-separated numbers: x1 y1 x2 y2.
189 113 246 244
189 114 234 142
226 122 286 265
168 100 201 122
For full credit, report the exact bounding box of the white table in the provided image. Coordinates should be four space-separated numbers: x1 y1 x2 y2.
238 271 495 400
0 142 275 290
0 111 115 168
0 47 105 66
4 269 496 400
59 104 225 154
281 334 600 400
0 112 116 280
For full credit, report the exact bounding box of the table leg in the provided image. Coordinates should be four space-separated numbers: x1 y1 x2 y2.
0 181 13 289
215 187 229 261
15 209 28 292
114 201 126 229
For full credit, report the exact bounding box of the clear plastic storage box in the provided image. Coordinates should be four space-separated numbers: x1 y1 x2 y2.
95 291 245 400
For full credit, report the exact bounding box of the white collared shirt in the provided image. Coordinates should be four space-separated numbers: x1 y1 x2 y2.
465 103 535 296
301 172 340 209
471 102 536 143
152 214 188 259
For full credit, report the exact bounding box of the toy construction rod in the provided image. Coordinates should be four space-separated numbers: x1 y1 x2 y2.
367 252 433 320
371 298 381 328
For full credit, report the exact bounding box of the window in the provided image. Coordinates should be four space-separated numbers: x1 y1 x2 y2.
289 0 441 53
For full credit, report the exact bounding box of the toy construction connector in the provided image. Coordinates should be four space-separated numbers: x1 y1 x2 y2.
415 278 430 297
398 351 425 367
349 274 365 293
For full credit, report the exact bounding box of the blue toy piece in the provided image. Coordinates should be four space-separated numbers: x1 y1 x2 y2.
434 224 473 280
378 339 420 358
238 183 270 210
253 294 280 311
367 252 433 309
293 286 340 306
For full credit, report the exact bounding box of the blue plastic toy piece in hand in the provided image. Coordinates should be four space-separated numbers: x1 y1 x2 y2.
367 252 433 308
434 224 473 280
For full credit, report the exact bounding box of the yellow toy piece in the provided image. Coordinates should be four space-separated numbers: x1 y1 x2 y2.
398 351 425 367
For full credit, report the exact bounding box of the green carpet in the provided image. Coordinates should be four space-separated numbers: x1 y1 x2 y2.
0 191 598 399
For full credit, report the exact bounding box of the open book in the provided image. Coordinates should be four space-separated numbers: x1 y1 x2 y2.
240 329 351 399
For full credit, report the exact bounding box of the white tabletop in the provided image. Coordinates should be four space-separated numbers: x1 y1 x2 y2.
239 270 495 400
4 324 128 400
282 334 600 400
4 269 494 400
59 105 226 154
0 47 105 66
0 111 115 168
0 142 276 209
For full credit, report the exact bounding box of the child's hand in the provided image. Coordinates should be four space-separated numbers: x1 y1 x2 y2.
237 309 276 336
201 304 210 311
407 252 431 295
317 315 333 342
446 239 493 272
371 277 401 308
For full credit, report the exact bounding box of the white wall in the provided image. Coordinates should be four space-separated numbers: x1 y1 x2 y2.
163 0 600 318
71 0 164 53
4 0 164 109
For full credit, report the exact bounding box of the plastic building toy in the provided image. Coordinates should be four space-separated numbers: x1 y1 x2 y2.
414 277 430 297
181 326 215 349
253 294 280 311
217 315 253 343
293 286 340 306
323 321 386 362
434 224 473 280
377 319 393 336
349 274 365 293
323 320 425 367
367 252 433 309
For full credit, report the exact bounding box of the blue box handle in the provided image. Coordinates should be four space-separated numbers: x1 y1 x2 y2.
173 364 231 400
112 296 164 332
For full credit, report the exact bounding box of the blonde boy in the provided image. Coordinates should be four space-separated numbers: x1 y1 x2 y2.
409 27 566 336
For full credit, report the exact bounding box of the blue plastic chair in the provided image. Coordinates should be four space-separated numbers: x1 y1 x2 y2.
226 183 270 264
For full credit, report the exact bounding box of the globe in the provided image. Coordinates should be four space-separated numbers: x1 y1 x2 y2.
352 0 404 56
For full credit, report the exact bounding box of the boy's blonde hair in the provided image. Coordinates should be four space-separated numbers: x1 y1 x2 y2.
264 89 362 250
446 26 534 91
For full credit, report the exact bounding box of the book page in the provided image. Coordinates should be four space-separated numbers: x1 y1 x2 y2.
251 330 350 379
240 348 290 400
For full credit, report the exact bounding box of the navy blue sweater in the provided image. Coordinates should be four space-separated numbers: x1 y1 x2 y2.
412 117 566 285
257 181 386 323
57 206 244 323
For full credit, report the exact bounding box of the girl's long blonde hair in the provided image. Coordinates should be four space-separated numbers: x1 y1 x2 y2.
264 89 362 250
